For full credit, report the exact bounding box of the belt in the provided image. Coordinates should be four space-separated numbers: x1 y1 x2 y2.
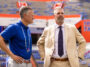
51 57 68 61
23 60 31 63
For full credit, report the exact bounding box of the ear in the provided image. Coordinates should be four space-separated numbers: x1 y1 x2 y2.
23 13 27 18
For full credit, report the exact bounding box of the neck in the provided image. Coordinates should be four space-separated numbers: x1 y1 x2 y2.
21 19 28 26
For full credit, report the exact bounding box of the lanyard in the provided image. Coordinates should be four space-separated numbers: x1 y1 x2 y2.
21 26 30 52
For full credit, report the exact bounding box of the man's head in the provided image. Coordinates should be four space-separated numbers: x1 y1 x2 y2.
19 6 34 24
54 7 64 25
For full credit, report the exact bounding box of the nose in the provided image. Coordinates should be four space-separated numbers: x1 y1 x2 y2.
59 14 62 16
58 14 63 16
57 13 64 16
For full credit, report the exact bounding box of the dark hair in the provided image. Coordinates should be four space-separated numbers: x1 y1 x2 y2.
19 6 32 18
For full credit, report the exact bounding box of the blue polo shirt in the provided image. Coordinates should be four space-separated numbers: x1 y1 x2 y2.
0 21 32 60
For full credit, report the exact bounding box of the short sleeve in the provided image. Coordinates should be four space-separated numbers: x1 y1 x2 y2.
0 24 17 40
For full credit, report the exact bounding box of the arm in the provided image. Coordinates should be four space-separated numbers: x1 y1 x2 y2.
37 27 48 60
31 55 37 67
0 36 14 57
0 36 24 63
74 26 86 60
0 24 24 63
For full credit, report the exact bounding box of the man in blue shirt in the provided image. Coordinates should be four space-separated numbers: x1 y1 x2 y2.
0 6 34 67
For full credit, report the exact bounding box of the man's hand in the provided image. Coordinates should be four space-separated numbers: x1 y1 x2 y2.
11 54 24 64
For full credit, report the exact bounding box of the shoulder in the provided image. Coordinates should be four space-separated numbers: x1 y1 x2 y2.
65 23 78 33
65 23 76 29
6 22 20 31
8 22 19 27
45 24 55 30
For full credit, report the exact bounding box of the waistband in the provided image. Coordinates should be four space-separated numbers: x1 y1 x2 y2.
51 57 68 61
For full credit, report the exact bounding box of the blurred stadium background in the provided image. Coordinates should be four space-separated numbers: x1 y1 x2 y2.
0 0 90 67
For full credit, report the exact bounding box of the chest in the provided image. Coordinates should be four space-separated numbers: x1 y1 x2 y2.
15 27 31 42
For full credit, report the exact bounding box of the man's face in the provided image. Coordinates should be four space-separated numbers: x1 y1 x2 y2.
24 10 34 24
54 8 64 24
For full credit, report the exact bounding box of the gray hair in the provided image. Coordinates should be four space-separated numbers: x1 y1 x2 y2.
19 6 32 18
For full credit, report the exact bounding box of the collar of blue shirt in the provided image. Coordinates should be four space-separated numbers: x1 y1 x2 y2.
18 21 28 29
